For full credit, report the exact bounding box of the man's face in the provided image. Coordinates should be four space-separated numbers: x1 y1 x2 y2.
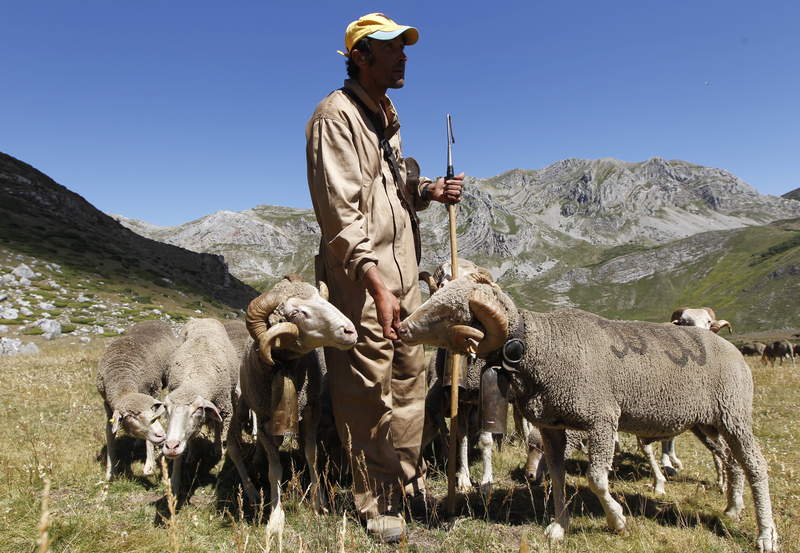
359 36 407 90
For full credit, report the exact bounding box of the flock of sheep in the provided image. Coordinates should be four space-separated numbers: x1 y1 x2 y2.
96 261 786 552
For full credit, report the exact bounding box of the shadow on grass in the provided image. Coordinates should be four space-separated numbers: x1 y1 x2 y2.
151 437 220 526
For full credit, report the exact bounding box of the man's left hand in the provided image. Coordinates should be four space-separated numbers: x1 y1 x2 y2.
429 172 464 204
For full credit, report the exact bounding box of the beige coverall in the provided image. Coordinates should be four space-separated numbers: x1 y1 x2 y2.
306 79 432 519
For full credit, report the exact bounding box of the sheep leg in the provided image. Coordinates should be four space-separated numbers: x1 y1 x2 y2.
525 427 545 484
513 404 532 443
302 404 327 514
143 440 158 476
540 427 569 541
225 405 260 507
713 451 727 493
257 427 283 509
170 453 183 501
660 437 683 475
639 438 667 495
478 430 494 497
103 403 118 481
586 424 626 534
691 426 744 517
718 425 779 552
455 413 472 493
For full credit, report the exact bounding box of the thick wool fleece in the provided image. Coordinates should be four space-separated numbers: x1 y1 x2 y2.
96 320 178 410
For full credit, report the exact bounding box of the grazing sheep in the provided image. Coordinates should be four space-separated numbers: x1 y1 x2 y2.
162 318 239 499
398 273 778 552
762 340 796 367
739 342 767 357
225 275 357 517
96 320 178 480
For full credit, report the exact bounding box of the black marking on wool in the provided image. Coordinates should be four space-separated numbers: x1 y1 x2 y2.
662 328 707 367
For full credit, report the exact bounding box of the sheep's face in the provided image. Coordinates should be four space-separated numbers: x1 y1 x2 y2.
112 394 166 444
283 292 357 351
399 277 480 350
162 395 222 458
674 309 713 330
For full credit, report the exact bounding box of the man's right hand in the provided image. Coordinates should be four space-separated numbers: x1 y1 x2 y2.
364 266 400 340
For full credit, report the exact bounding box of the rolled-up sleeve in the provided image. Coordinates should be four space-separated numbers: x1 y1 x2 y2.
307 117 378 281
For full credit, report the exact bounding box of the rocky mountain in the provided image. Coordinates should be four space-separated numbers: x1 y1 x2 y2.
0 152 257 309
116 156 800 288
783 187 800 202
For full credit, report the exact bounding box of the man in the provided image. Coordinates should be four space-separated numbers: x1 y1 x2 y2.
305 12 464 542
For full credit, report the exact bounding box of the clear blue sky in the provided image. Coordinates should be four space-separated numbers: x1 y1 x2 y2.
2 1 798 226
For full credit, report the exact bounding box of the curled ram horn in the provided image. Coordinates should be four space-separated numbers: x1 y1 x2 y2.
256 322 300 366
246 287 299 366
468 289 509 355
418 271 438 294
318 280 329 301
448 324 485 353
710 320 733 334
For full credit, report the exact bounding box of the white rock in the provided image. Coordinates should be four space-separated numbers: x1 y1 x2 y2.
39 302 56 311
0 307 19 320
151 309 162 315
79 336 91 343
0 337 40 356
0 274 18 287
90 304 107 311
92 325 105 334
20 307 32 316
76 294 91 303
194 309 202 314
0 325 8 334
35 319 61 340
41 312 51 319
17 299 30 307
12 264 35 280
0 294 7 302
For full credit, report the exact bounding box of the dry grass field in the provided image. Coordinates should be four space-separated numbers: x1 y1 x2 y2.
1 341 798 553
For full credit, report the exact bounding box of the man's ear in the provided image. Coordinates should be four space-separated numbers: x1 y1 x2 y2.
110 410 122 435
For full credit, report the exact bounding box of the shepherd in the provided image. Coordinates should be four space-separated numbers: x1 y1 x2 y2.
305 12 464 543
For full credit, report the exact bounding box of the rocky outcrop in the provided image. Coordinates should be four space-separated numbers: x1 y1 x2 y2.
0 152 257 309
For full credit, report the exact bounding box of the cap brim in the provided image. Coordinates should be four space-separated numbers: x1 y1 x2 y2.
368 26 418 45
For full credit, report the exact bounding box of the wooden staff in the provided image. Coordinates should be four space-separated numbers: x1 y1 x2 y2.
445 114 462 515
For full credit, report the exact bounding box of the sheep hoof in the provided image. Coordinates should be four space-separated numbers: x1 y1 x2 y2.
456 473 472 493
653 482 666 496
544 522 565 541
663 466 678 477
724 505 744 521
757 527 779 553
607 513 627 534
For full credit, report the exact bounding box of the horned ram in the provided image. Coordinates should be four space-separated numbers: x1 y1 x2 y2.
398 273 778 552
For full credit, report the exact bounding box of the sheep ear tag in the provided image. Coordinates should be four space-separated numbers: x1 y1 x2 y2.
110 410 122 435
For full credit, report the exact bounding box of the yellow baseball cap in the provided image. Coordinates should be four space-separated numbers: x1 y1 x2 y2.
339 13 419 56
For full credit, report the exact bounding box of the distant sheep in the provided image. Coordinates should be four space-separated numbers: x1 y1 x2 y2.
761 340 796 367
399 274 778 552
739 342 766 357
96 320 178 480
